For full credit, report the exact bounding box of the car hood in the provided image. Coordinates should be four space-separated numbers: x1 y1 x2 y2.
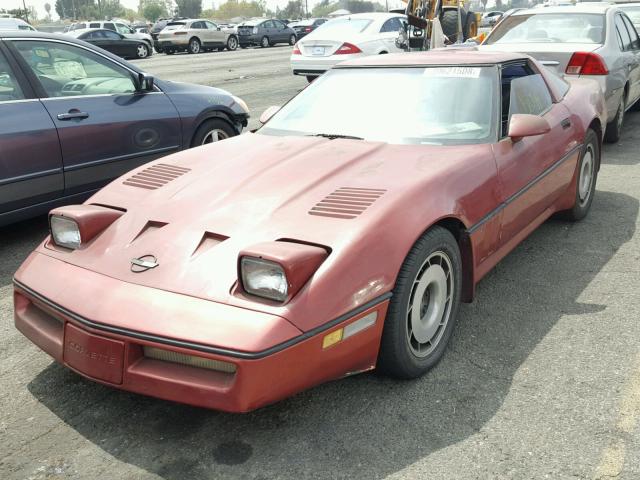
39 133 493 322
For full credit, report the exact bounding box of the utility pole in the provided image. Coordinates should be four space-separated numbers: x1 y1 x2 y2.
22 0 29 22
305 0 309 18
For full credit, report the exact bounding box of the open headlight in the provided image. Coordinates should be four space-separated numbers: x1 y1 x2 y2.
50 215 81 250
240 257 288 302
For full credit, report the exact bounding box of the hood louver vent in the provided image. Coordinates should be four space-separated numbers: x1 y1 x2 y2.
123 164 190 190
309 187 386 219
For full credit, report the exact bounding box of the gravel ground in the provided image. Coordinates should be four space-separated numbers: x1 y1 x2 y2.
1 46 639 480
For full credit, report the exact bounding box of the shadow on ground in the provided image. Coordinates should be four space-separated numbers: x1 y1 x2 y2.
0 216 48 287
26 189 638 479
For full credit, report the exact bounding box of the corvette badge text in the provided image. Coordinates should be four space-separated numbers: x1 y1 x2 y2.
67 341 118 365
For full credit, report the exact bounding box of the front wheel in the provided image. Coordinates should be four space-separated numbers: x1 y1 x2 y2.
288 34 296 46
604 96 625 143
561 129 599 221
191 118 236 147
188 37 201 54
377 226 462 378
227 35 238 51
136 43 149 59
261 36 270 48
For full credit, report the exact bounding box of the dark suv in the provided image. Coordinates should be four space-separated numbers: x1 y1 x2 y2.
150 17 186 53
237 19 297 48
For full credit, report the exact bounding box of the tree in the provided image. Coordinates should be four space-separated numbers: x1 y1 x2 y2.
214 0 266 20
44 2 52 20
103 0 125 18
175 0 202 17
139 0 169 20
279 0 304 20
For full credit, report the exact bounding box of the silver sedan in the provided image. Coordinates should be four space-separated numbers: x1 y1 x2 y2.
481 4 640 142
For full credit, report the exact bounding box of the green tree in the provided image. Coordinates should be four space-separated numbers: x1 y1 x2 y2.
175 0 202 17
214 0 266 20
44 2 52 20
279 0 304 20
139 0 169 20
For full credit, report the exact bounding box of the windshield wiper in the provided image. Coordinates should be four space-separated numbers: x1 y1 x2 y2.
309 133 364 140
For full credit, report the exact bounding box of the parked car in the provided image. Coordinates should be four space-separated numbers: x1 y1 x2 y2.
290 18 328 39
13 50 605 412
0 31 249 227
237 18 297 48
72 29 153 59
149 17 187 52
157 19 239 54
0 17 36 31
74 20 155 51
291 13 407 82
617 3 640 30
481 4 640 142
480 10 504 27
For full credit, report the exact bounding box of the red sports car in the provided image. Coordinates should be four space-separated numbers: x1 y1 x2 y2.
14 51 606 412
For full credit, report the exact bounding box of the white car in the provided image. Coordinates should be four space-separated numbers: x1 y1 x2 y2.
67 20 154 51
290 12 407 82
0 17 36 31
481 11 504 27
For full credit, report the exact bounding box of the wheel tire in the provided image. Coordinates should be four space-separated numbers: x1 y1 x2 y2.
240 44 247 49
136 43 149 59
289 34 296 46
561 129 599 221
188 37 201 54
464 12 478 40
227 35 238 51
191 118 236 147
261 36 270 48
377 226 462 379
165 49 174 55
441 10 462 43
604 96 625 143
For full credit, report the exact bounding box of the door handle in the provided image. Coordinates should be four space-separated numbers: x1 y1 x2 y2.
561 118 572 129
57 110 89 120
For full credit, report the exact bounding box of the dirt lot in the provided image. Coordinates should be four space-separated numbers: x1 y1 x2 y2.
1 46 639 480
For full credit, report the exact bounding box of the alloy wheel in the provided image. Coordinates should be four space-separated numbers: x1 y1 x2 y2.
201 129 230 144
578 143 595 206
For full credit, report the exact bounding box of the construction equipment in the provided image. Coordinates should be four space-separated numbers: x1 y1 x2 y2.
396 0 480 51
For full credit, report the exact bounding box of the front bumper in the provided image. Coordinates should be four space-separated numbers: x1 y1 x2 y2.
14 252 389 412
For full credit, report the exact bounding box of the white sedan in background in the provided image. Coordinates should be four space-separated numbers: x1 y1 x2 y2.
290 12 406 82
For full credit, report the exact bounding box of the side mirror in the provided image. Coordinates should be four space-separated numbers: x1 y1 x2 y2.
260 105 280 124
508 114 551 142
137 72 155 92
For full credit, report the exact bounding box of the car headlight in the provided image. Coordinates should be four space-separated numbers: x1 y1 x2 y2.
240 257 288 302
231 94 250 114
50 215 81 250
252 26 258 34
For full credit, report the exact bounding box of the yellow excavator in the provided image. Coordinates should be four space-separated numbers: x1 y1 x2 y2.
396 0 480 51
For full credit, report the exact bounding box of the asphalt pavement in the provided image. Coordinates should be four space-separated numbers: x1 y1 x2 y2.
1 46 639 480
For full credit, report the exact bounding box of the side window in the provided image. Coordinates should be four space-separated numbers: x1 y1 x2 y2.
12 40 136 98
115 23 130 34
104 22 116 31
616 15 632 50
262 21 273 29
275 20 285 30
89 22 100 28
380 18 398 33
205 21 217 29
0 51 25 101
103 31 121 40
192 21 204 29
622 15 640 50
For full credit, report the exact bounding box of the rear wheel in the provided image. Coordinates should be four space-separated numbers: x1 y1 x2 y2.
227 35 238 51
165 49 174 55
377 226 462 378
464 11 478 40
441 10 462 43
604 96 625 143
289 34 296 45
261 36 270 48
136 43 150 58
188 37 201 54
562 129 599 221
191 118 236 147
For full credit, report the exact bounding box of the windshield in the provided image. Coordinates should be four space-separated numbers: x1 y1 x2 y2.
259 67 497 145
314 18 372 35
621 7 640 26
485 13 605 44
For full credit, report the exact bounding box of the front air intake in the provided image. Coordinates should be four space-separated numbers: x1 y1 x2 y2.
123 163 190 190
309 187 386 219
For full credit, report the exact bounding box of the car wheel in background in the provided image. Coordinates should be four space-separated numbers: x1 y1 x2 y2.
261 36 270 48
188 37 201 54
136 43 149 59
441 9 462 43
604 96 625 143
561 128 599 221
289 34 296 45
227 35 238 51
377 226 462 378
165 49 174 55
191 118 236 146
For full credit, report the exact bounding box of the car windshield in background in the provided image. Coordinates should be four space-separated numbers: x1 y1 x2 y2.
315 18 372 35
485 13 605 44
260 67 497 145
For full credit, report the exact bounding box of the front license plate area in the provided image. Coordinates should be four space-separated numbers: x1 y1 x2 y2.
63 323 124 385
312 46 325 55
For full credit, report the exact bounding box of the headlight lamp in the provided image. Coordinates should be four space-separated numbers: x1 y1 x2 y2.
231 95 250 114
240 257 288 302
50 215 81 250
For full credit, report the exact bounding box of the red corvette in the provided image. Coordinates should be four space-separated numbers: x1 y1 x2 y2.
14 51 606 412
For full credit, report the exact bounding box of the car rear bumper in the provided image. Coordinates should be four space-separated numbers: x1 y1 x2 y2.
14 252 389 412
159 37 189 48
238 34 260 46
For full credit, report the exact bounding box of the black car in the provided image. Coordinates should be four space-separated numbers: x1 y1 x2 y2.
290 18 327 39
237 19 297 48
75 29 152 59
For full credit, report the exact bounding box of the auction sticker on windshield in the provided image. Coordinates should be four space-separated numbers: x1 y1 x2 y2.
424 67 482 78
